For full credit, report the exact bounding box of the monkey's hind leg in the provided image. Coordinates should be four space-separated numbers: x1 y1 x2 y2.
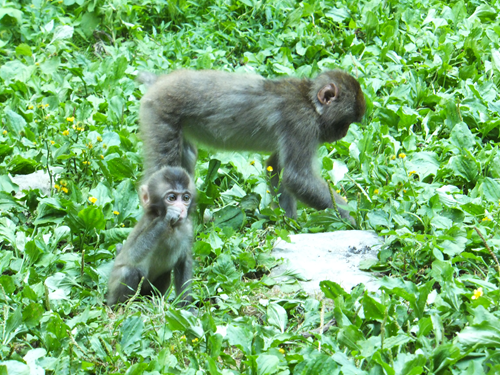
181 140 198 176
150 271 172 295
174 256 193 306
140 101 183 175
107 266 144 306
267 153 297 218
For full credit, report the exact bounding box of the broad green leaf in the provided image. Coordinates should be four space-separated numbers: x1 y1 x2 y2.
120 315 144 355
406 152 439 179
106 157 134 180
320 280 349 299
226 325 252 355
362 293 385 321
78 206 106 232
213 206 245 230
449 155 479 182
294 353 339 375
4 110 26 134
15 43 32 57
256 354 279 375
450 122 474 150
267 303 287 333
479 177 500 202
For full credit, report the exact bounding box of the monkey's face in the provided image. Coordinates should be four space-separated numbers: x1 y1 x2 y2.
163 190 192 227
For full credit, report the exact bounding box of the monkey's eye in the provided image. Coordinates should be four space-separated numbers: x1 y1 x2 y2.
182 194 191 202
166 194 177 202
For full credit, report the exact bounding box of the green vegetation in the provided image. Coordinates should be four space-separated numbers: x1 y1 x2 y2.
1 0 499 373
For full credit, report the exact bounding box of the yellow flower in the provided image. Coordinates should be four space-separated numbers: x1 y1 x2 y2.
374 189 379 194
278 348 285 354
471 287 483 300
170 344 175 352
267 166 273 172
62 187 69 194
408 171 416 176
399 153 406 159
50 140 55 145
482 217 491 222
89 197 97 204
54 184 60 190
192 338 199 343
403 189 407 193
28 105 34 110
83 161 90 165
45 115 50 120
266 190 270 193
2 130 7 135
180 335 186 341
62 130 69 136
87 142 93 149
390 155 396 160
102 143 107 149
250 160 255 165
33 142 36 145
97 136 103 142
44 104 49 108
113 211 119 215
60 180 67 187
336 189 341 194
100 155 104 159
66 116 75 122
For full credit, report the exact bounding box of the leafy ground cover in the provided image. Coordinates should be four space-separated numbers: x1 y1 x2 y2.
0 0 500 373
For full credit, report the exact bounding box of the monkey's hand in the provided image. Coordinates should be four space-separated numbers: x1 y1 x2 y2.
165 206 184 227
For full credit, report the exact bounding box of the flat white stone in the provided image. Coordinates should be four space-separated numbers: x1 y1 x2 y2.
11 170 52 197
271 230 382 294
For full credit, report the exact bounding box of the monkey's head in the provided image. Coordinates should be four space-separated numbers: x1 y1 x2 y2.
311 70 366 143
139 166 196 224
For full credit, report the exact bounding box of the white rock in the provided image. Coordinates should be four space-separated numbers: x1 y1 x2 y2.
271 230 382 294
11 170 53 197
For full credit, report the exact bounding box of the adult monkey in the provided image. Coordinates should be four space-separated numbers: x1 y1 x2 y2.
138 70 366 222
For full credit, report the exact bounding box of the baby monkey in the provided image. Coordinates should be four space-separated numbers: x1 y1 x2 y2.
107 166 195 307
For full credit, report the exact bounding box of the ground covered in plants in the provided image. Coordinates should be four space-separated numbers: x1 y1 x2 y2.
0 0 499 373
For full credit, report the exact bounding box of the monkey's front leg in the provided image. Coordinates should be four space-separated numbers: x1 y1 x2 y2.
267 152 297 218
280 146 356 225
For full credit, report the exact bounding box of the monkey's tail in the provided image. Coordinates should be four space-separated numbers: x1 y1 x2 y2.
137 71 158 87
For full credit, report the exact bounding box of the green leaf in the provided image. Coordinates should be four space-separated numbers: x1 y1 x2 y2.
362 293 385 321
320 280 349 299
22 303 44 328
120 315 144 355
294 353 339 374
7 155 38 175
78 206 106 232
449 155 479 182
226 325 252 355
457 321 500 348
4 110 26 134
256 354 279 375
450 122 474 150
106 157 135 180
15 43 32 57
267 303 287 333
213 206 245 230
479 177 500 202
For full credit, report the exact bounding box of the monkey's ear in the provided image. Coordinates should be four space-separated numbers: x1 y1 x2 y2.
139 185 151 207
317 83 338 105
